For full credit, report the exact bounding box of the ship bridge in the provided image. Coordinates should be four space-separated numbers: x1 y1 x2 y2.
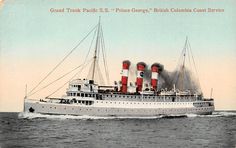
67 79 98 93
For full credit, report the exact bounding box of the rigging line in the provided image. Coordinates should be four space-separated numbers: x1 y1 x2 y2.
84 25 98 65
181 37 188 90
46 58 93 98
97 24 101 61
28 64 84 97
101 34 109 84
187 40 193 73
188 41 202 92
87 60 94 79
28 24 98 96
82 27 97 80
171 41 186 85
91 18 101 81
30 28 97 97
186 40 194 91
78 57 94 79
97 64 105 85
187 41 195 90
100 28 108 83
101 26 110 85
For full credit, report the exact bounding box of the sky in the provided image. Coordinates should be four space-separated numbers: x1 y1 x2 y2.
0 0 236 111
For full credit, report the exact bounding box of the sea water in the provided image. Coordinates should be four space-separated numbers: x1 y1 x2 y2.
0 111 235 148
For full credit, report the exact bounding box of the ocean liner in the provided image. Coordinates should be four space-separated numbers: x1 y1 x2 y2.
24 18 214 116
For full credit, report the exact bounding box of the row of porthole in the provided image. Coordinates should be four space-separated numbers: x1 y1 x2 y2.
104 94 193 100
105 96 177 100
194 102 207 105
43 106 92 111
42 106 210 112
42 106 209 112
96 101 192 105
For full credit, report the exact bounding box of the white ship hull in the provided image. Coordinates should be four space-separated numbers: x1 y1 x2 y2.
24 99 214 116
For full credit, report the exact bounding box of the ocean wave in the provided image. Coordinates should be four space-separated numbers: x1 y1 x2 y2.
18 112 181 120
18 111 236 120
186 111 236 118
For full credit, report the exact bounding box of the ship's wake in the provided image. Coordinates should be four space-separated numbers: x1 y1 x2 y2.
186 111 236 118
18 111 236 120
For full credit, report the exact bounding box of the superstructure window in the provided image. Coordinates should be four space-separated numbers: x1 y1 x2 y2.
89 101 92 105
78 85 81 90
85 94 88 97
81 93 84 97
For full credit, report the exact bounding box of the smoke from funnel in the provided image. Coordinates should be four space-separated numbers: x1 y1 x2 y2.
158 68 201 93
143 63 163 83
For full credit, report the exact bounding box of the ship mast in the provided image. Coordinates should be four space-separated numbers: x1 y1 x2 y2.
91 17 101 81
180 37 188 91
